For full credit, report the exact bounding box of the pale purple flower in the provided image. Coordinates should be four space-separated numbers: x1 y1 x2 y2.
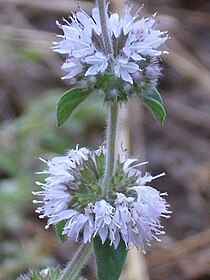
61 59 83 80
33 147 170 251
62 204 95 243
93 200 115 243
53 4 168 85
114 59 140 84
123 14 168 60
85 52 108 76
33 147 91 226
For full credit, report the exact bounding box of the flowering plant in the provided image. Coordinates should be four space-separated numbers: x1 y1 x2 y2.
31 1 170 280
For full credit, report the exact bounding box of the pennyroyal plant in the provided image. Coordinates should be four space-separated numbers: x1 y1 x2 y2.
32 1 171 280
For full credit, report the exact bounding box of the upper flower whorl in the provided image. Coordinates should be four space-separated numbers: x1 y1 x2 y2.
53 4 168 92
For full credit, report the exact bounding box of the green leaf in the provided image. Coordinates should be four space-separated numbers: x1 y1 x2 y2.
55 220 67 242
145 89 163 104
57 87 92 127
93 236 127 280
140 89 166 124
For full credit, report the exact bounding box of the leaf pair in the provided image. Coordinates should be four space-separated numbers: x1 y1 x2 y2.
56 86 166 127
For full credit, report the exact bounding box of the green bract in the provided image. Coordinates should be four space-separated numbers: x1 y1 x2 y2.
58 151 138 212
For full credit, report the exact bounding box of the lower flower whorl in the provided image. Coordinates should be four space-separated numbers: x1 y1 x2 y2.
33 146 171 251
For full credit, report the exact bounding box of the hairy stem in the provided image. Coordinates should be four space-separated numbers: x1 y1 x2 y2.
95 0 118 189
102 102 119 191
96 0 113 55
59 243 92 280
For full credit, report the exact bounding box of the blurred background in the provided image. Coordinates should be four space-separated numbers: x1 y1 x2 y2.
0 0 210 279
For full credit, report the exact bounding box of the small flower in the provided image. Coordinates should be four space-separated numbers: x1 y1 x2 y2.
33 146 171 251
114 58 140 84
84 52 108 76
61 59 83 80
62 206 94 243
53 4 168 99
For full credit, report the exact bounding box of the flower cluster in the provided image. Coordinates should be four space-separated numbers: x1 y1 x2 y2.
33 147 170 251
53 4 168 100
16 267 61 280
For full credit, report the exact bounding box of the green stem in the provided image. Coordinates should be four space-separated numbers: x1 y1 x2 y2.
59 242 92 280
96 0 113 55
96 0 118 190
102 102 119 191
